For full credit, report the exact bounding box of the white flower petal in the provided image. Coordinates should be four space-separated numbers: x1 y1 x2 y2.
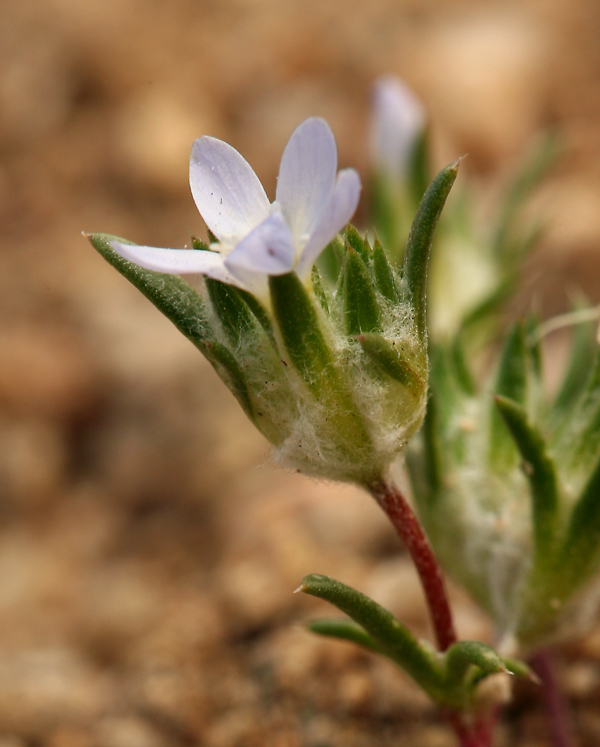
221 266 269 301
224 211 296 277
296 168 361 279
370 76 426 176
189 136 270 243
275 117 337 244
110 241 244 288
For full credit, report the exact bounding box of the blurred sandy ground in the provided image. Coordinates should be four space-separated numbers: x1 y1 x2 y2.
2 1 600 746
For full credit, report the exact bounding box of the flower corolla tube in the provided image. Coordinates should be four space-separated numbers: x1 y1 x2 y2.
111 117 361 299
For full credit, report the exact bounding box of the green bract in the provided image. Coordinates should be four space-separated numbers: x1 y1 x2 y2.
407 315 600 650
371 126 560 344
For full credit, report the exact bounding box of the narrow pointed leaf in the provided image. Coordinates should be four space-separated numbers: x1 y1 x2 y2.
205 278 258 349
502 657 539 683
492 129 561 257
403 159 461 340
345 224 372 264
357 333 425 395
525 314 543 382
421 391 444 495
428 345 463 428
489 324 529 472
307 618 383 654
236 287 276 342
269 273 333 394
460 276 514 333
554 315 598 414
191 237 210 251
370 172 405 260
300 574 444 696
269 273 370 452
495 323 529 403
445 641 507 687
407 128 431 207
196 340 257 421
373 238 400 304
450 334 476 396
315 237 343 286
559 455 600 584
330 234 346 268
562 350 600 469
90 234 213 343
494 395 559 559
311 265 329 312
342 248 381 336
88 233 256 421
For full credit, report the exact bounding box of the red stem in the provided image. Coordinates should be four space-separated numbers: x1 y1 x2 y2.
530 648 575 747
367 476 457 651
366 477 497 747
445 709 498 747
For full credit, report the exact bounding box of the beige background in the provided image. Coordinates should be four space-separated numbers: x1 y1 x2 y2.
2 0 600 745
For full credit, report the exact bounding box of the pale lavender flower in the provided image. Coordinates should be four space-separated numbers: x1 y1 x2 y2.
370 76 426 178
111 117 361 299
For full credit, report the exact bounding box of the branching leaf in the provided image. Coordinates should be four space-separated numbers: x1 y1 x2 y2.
299 574 444 698
307 618 383 654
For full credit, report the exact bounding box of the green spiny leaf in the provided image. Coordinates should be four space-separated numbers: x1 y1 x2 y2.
88 233 256 421
191 237 210 251
489 324 529 472
494 395 559 560
357 333 425 395
445 641 507 688
421 391 444 495
342 248 381 336
407 128 431 208
205 278 258 349
559 454 600 585
373 237 401 304
197 339 257 422
460 276 514 334
307 618 383 654
345 224 372 264
269 273 371 454
269 273 333 394
89 233 213 343
311 265 329 313
403 159 461 340
450 334 476 397
237 288 276 341
553 315 598 414
525 314 543 382
502 657 539 682
370 172 405 260
299 574 444 697
316 237 343 286
492 129 561 258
